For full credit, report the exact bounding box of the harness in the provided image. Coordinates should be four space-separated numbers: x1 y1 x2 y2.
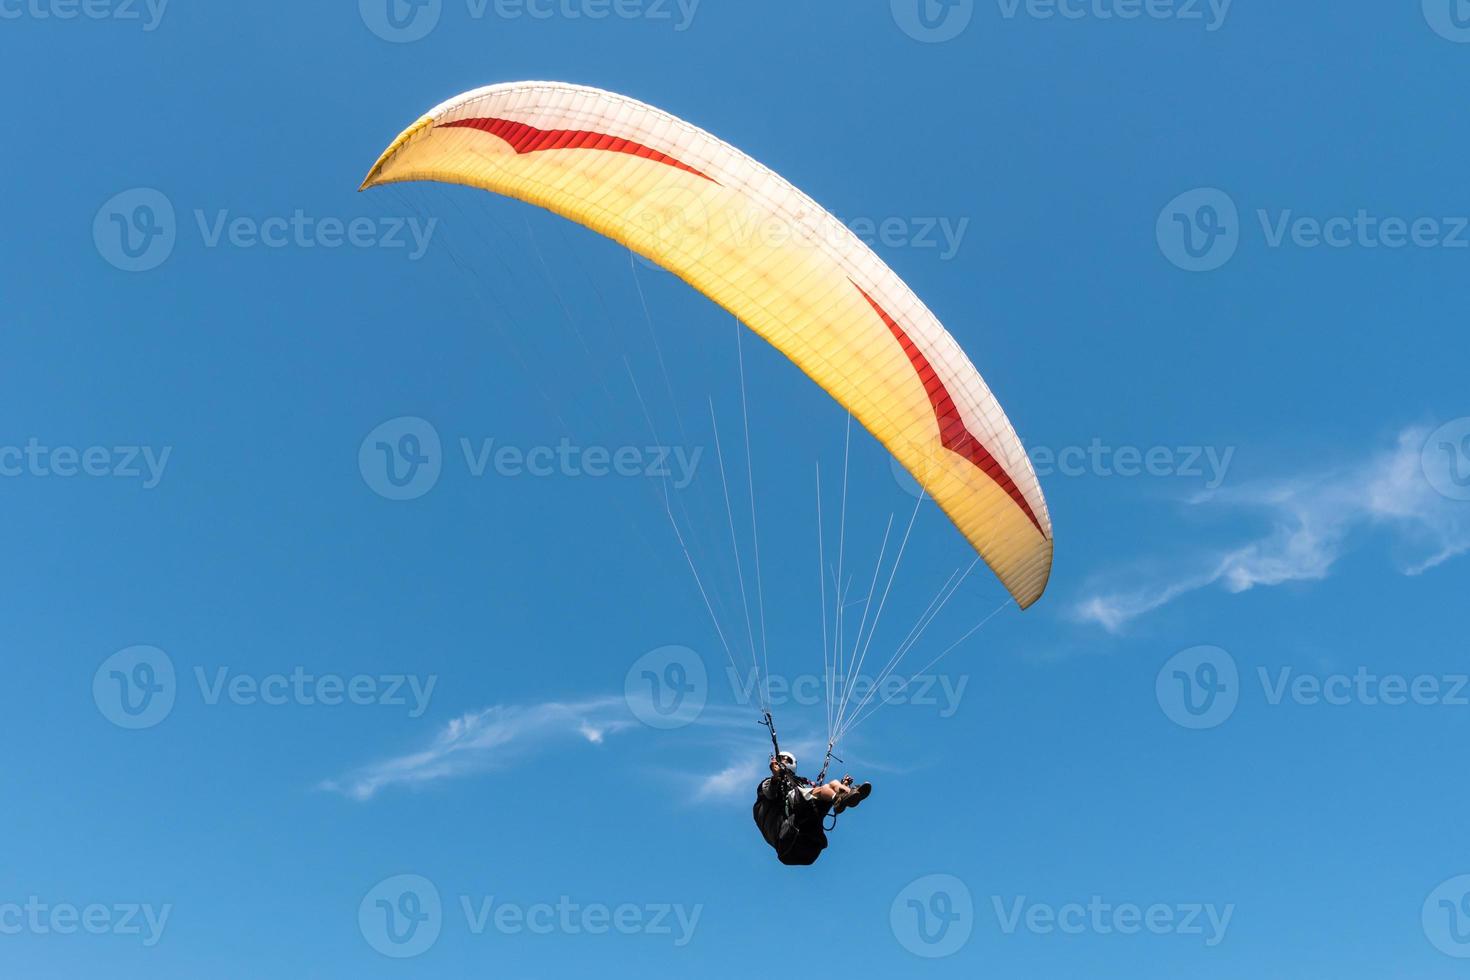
761 711 843 832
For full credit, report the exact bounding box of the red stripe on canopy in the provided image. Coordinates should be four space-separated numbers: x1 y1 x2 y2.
854 283 1045 538
440 117 717 183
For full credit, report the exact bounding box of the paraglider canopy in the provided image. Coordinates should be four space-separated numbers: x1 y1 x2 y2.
362 81 1052 608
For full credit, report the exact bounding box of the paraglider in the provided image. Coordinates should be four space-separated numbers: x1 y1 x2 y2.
362 81 1052 864
753 749 871 867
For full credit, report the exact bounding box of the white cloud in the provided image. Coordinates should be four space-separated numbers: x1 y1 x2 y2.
688 735 840 801
694 762 759 801
1076 426 1470 632
319 697 637 802
321 695 761 802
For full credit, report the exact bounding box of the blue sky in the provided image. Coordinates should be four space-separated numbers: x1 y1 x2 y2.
3 1 1470 977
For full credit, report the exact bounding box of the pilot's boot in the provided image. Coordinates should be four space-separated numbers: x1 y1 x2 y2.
834 779 872 813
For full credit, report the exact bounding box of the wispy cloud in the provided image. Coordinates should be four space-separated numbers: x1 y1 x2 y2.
321 694 760 802
687 734 843 801
1075 426 1470 632
319 696 637 801
694 762 760 801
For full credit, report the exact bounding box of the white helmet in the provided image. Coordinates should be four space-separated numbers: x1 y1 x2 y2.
777 751 797 771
